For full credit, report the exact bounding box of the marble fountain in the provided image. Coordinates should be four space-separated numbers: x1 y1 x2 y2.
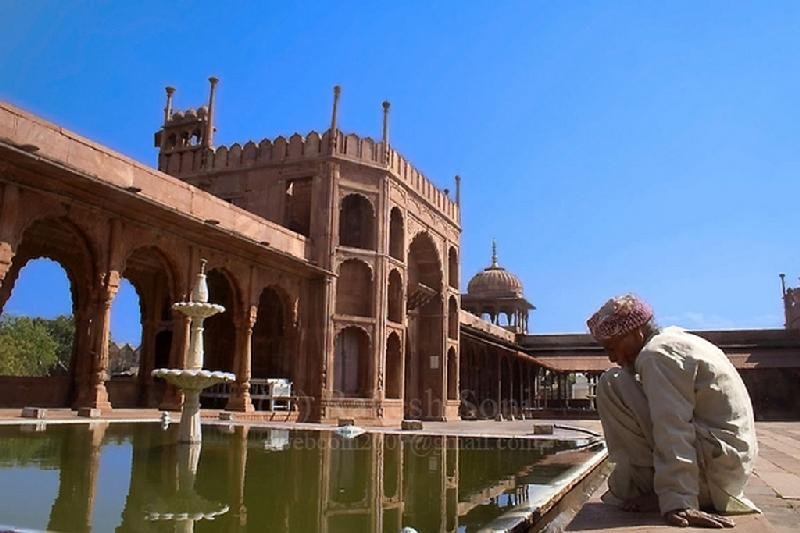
152 259 235 443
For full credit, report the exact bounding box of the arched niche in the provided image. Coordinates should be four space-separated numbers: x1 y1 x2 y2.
385 332 402 399
339 194 375 250
333 326 370 398
447 347 458 400
448 296 459 340
387 269 403 323
448 247 458 289
336 259 373 317
389 207 404 261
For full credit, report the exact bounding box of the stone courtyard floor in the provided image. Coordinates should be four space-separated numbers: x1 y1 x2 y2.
0 409 797 532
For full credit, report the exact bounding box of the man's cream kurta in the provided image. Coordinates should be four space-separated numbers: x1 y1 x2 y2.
597 326 758 515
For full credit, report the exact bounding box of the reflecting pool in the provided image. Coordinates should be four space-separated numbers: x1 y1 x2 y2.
0 423 603 532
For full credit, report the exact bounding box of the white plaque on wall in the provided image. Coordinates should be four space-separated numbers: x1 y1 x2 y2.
429 355 439 369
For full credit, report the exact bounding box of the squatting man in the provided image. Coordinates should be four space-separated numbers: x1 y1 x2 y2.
587 294 758 528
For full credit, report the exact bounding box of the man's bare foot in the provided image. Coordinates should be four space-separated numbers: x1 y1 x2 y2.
620 492 659 512
664 508 735 528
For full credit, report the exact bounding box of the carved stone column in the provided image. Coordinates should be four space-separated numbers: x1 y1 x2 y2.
69 306 91 405
495 354 502 421
138 317 159 407
227 306 256 412
74 273 118 412
0 183 19 291
0 240 13 291
159 309 189 411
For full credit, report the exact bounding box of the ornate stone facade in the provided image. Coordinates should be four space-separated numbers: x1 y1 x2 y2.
152 81 462 422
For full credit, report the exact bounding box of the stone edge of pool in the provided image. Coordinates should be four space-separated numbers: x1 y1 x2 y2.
475 445 610 533
0 415 601 441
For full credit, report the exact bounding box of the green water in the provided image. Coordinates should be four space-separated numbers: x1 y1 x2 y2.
0 423 602 532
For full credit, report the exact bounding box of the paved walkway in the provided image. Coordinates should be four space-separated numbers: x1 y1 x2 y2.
566 421 800 532
1 409 797 531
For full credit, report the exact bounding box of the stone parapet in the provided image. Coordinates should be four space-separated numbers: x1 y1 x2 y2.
160 129 460 226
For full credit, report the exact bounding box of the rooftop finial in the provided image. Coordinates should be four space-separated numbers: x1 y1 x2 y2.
164 86 176 125
206 76 219 148
329 85 342 154
161 86 177 152
491 239 498 267
382 100 390 164
780 273 787 296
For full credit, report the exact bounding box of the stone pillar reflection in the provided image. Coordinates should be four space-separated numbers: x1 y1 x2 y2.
227 306 256 412
117 424 170 531
48 422 108 532
229 425 249 528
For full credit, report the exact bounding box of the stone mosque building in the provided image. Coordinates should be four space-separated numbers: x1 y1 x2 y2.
0 78 798 423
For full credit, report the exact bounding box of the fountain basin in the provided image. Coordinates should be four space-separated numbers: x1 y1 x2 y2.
171 301 225 320
152 368 235 391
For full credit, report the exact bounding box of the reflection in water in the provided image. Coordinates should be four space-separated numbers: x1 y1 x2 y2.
143 443 229 528
0 423 603 532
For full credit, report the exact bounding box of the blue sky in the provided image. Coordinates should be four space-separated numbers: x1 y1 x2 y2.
1 1 798 344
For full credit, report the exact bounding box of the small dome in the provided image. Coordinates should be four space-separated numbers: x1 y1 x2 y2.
467 242 524 298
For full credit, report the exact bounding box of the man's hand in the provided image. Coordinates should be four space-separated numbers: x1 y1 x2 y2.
664 509 735 528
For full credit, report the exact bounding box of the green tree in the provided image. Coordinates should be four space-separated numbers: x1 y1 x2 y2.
0 315 59 376
39 314 74 374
